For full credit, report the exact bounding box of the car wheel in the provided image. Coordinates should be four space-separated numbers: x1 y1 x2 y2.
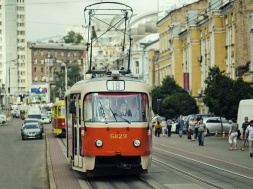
22 135 25 140
40 134 43 139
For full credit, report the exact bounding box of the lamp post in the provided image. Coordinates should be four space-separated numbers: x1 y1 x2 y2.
6 59 17 107
61 62 68 92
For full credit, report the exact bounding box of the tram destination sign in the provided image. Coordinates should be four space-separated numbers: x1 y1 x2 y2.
107 80 125 91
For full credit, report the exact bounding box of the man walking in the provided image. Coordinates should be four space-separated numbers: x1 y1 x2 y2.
241 116 250 151
166 117 173 137
245 120 253 157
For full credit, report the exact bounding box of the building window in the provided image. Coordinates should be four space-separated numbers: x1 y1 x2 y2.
34 67 37 72
41 68 44 72
135 61 139 74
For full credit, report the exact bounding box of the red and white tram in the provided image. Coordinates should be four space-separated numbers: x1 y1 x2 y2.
64 2 152 176
65 73 152 176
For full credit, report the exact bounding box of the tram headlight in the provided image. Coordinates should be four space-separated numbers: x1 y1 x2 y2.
133 139 141 147
95 139 103 147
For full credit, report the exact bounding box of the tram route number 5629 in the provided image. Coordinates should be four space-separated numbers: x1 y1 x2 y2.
110 133 127 139
107 80 125 91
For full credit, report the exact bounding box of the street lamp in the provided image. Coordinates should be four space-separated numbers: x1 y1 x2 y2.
6 59 17 106
61 62 68 92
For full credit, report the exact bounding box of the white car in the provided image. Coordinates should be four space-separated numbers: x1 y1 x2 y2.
41 116 51 124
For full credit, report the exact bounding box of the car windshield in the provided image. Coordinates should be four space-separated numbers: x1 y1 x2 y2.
24 125 39 129
84 92 149 123
25 120 38 124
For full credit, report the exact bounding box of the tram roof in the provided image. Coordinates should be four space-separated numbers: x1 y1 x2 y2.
65 75 150 96
53 100 64 106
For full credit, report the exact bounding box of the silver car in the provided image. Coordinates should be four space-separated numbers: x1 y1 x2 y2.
23 118 44 133
203 117 231 136
21 123 43 140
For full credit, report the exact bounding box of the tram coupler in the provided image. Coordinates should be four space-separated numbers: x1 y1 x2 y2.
117 162 131 169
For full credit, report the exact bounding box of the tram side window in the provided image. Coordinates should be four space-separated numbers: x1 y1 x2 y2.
84 94 92 122
58 106 65 116
78 96 81 125
141 94 149 121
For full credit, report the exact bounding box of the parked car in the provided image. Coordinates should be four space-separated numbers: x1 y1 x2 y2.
41 116 51 124
203 117 231 136
23 118 44 133
21 123 43 140
0 114 7 124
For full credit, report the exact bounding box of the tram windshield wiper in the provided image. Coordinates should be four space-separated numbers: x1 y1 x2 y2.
114 113 131 124
98 101 108 124
110 107 117 122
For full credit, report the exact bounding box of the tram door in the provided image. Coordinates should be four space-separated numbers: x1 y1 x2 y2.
73 94 83 168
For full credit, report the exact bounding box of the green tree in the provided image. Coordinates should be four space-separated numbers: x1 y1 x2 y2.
203 66 253 120
63 31 84 44
67 65 82 86
50 65 82 102
151 76 198 118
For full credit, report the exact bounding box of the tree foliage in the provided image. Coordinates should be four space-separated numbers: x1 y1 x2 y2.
50 65 81 102
151 76 198 118
203 66 253 119
63 31 84 44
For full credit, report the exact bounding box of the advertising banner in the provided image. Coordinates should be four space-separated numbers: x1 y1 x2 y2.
183 73 189 90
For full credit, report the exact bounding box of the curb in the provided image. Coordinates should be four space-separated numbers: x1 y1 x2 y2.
46 131 57 189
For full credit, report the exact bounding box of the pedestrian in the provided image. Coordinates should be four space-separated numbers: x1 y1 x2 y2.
177 115 184 138
195 118 207 146
154 119 162 137
245 120 253 157
166 116 173 137
161 118 167 136
241 116 250 151
228 118 238 151
188 117 197 141
194 117 200 140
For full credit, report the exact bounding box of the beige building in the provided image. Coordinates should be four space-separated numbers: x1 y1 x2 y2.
153 0 253 113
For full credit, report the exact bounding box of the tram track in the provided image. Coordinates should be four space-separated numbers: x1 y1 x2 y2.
82 174 159 189
58 137 158 189
152 157 225 189
153 143 253 189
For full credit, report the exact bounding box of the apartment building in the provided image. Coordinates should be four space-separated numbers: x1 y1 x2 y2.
154 0 253 113
27 42 86 86
0 0 26 104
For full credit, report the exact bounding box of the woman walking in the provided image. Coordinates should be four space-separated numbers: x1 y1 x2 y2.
195 118 207 146
228 118 238 151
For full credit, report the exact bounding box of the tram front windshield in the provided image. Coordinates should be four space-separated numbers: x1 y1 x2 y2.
84 92 149 122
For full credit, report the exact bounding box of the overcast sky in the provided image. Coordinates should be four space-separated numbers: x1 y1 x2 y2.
25 0 197 41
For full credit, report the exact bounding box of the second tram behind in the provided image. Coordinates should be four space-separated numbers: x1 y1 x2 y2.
65 73 152 176
51 100 66 136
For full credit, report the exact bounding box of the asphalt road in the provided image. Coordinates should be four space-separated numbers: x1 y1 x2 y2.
0 118 48 189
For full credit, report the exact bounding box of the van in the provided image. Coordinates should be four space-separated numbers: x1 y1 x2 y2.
0 114 7 124
237 99 253 134
27 107 42 120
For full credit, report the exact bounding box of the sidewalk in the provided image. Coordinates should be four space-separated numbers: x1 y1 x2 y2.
46 131 81 189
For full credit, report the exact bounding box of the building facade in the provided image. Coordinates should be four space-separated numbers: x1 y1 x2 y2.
27 42 86 102
154 0 253 113
0 0 26 104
